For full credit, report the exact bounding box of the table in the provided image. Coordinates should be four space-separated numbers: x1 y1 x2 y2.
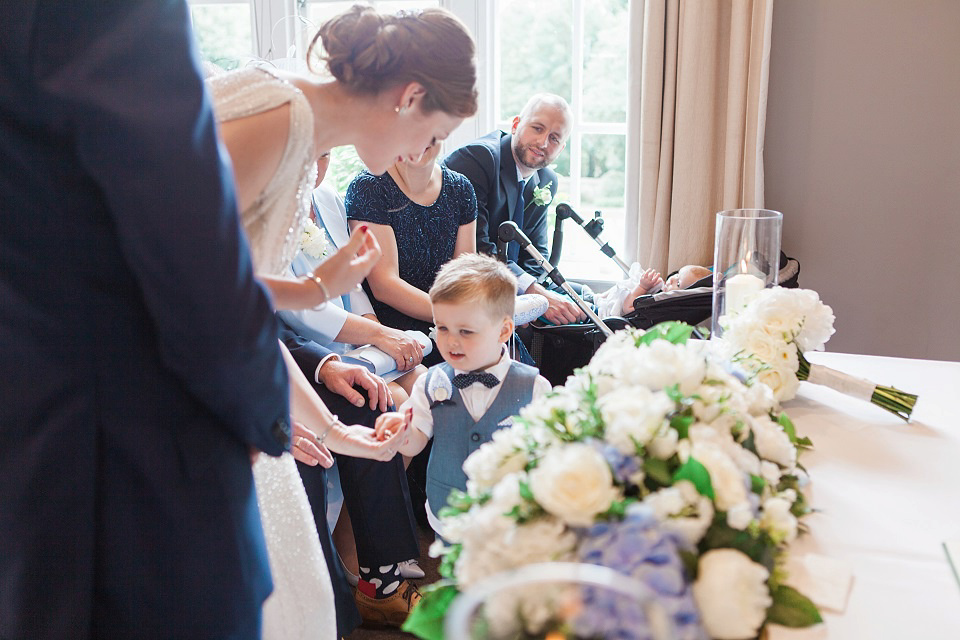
768 352 960 639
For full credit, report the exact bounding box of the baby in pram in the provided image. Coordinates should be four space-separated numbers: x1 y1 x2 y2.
594 264 712 318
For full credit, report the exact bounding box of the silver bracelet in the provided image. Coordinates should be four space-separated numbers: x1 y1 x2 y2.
314 415 341 445
305 273 330 309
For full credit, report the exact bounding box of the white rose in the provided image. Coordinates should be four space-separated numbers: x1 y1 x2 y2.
528 443 621 526
755 363 800 402
598 387 672 454
759 460 782 487
744 328 782 364
455 514 576 589
693 549 772 640
644 481 714 547
750 415 797 468
726 501 755 530
648 427 679 459
683 437 748 512
761 496 798 543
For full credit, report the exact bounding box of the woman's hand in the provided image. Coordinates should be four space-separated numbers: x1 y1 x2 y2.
374 325 424 372
290 421 334 468
311 225 382 299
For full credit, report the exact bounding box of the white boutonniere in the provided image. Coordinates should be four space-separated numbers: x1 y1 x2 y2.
524 181 553 211
301 218 331 259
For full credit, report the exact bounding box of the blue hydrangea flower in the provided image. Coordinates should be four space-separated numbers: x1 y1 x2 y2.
574 504 707 640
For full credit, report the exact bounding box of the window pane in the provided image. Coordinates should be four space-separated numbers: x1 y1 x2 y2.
582 0 629 122
302 0 440 31
560 133 626 281
300 0 440 194
497 0 573 120
190 3 253 70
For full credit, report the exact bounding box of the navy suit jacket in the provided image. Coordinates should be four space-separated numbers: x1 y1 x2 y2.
0 2 289 637
444 131 559 284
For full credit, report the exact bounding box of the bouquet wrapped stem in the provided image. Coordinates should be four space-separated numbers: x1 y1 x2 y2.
797 352 918 421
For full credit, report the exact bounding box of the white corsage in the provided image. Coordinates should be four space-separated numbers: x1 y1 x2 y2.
300 218 331 259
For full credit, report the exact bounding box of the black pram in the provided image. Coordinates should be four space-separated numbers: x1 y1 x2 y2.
522 205 800 386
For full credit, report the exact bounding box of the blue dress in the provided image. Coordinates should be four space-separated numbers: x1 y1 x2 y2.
346 165 478 337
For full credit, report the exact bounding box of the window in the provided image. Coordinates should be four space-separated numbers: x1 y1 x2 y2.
187 0 632 281
189 1 256 70
496 0 629 281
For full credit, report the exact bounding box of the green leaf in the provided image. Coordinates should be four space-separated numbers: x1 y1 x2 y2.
401 582 460 640
644 457 673 486
664 383 684 403
750 474 766 494
777 412 797 441
635 321 695 346
669 412 694 439
519 480 535 502
671 456 715 501
766 584 823 628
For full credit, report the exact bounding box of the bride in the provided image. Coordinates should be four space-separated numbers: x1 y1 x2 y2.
206 5 477 638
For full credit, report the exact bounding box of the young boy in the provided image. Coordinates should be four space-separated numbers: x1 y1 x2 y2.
375 253 550 533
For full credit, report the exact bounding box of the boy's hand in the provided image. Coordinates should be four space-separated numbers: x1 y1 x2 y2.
374 407 412 442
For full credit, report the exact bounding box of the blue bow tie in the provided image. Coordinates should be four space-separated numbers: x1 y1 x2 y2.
453 371 500 389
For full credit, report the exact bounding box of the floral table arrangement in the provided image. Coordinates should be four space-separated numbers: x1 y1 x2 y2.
403 322 822 640
717 287 917 420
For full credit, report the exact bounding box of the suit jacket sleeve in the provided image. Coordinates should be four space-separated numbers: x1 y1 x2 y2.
278 320 336 379
49 2 290 454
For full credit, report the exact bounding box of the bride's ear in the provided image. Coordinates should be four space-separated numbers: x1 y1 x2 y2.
397 82 426 112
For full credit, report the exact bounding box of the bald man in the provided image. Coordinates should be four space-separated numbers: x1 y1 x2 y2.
444 94 585 325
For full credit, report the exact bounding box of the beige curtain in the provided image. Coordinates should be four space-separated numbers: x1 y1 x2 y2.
624 0 774 274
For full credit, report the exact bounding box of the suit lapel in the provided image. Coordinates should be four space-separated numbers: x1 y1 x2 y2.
499 133 520 221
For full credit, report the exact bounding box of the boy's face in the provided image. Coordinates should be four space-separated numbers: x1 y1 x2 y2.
433 301 513 372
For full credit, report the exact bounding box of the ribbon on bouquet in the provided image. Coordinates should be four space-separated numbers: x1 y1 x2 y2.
805 364 877 402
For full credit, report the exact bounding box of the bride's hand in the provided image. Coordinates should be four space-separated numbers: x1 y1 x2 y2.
310 226 382 299
290 421 334 468
323 419 406 462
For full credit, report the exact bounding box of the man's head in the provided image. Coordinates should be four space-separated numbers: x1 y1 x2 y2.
429 253 517 371
510 93 573 175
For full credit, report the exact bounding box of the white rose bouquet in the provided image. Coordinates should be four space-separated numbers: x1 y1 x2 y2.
404 322 821 640
719 287 917 420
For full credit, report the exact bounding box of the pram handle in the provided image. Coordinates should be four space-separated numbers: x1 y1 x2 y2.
554 203 631 276
498 221 613 338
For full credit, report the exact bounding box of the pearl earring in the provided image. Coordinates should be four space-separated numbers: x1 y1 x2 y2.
394 106 402 114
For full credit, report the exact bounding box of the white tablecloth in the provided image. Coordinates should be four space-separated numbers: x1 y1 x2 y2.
768 352 960 639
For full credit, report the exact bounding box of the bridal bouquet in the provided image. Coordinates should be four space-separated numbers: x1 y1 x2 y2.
404 323 821 640
718 287 917 421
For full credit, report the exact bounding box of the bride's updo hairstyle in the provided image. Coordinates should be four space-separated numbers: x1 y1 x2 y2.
308 5 477 118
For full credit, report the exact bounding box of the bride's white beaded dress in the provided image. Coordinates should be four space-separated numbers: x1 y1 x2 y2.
208 66 335 640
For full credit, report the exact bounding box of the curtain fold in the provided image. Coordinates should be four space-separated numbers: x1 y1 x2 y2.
624 0 774 274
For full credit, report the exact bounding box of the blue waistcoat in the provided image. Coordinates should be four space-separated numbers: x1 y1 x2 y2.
424 360 539 517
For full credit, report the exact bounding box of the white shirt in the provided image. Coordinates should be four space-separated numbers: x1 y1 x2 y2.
403 346 551 439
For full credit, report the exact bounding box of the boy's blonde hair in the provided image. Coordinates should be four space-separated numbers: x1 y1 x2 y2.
429 253 517 321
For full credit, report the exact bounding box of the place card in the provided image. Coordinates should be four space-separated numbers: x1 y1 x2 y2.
784 553 854 613
944 537 960 592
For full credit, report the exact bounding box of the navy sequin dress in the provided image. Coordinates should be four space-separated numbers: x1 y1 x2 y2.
345 165 478 338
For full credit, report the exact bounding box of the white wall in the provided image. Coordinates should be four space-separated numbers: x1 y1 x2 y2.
764 0 960 361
